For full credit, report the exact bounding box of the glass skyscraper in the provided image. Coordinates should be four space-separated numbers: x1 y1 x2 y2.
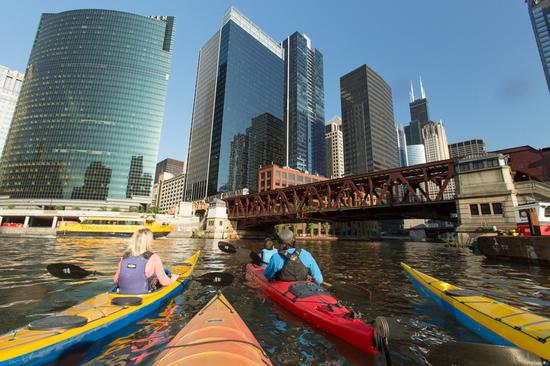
283 32 325 176
527 0 550 93
185 7 284 200
340 65 398 174
0 10 175 202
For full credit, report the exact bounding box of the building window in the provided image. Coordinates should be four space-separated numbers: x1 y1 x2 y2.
492 203 503 215
3 76 12 90
470 204 479 216
480 203 491 215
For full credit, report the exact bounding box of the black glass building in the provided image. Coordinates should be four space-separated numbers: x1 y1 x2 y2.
527 0 550 93
0 10 174 202
404 79 431 146
340 65 398 174
185 7 284 200
283 32 325 176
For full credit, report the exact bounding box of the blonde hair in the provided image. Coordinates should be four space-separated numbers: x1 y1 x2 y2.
125 228 154 257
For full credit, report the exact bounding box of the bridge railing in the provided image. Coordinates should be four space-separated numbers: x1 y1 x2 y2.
224 160 456 220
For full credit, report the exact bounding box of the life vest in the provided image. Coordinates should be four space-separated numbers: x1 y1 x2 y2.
276 249 309 282
117 251 154 294
260 248 278 266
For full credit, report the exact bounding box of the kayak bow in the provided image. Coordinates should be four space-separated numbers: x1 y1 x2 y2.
401 262 550 360
153 292 272 366
245 264 380 355
0 250 201 366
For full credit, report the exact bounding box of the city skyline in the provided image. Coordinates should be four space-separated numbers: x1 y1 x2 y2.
0 1 548 164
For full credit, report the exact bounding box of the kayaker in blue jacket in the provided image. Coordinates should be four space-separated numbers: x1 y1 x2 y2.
264 229 323 285
260 237 278 267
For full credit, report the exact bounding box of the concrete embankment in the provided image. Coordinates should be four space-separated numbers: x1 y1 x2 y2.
0 227 56 238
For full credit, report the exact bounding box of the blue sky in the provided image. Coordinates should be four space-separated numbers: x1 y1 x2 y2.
1 1 549 162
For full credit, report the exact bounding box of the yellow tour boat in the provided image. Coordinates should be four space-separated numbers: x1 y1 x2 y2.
57 216 173 238
0 250 200 366
401 262 549 360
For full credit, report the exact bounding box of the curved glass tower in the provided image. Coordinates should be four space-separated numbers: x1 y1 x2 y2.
0 10 174 201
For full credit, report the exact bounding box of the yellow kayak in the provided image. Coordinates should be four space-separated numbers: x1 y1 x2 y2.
401 262 549 360
0 250 201 366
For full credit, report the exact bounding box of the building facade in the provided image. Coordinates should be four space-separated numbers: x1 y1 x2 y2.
0 65 24 158
527 0 550 93
155 158 185 184
396 124 408 167
422 122 450 162
184 7 284 200
340 65 398 175
258 164 326 192
153 172 185 214
406 144 426 166
283 32 325 176
325 116 345 178
0 10 174 204
449 139 487 159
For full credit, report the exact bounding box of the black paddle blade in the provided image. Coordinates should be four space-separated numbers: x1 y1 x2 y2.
426 342 543 366
195 272 234 286
218 241 237 253
47 263 93 279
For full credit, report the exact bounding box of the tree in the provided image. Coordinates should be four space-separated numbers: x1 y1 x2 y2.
111 207 120 212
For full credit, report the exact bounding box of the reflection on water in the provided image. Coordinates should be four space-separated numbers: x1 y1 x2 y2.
0 237 549 365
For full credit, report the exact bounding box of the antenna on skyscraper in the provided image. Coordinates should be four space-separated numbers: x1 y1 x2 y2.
419 76 426 99
409 80 415 102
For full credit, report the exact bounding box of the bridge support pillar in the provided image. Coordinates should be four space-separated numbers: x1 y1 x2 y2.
205 198 237 239
51 216 58 229
455 154 518 244
23 216 30 228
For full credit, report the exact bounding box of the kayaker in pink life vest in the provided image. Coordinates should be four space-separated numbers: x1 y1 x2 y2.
114 228 178 294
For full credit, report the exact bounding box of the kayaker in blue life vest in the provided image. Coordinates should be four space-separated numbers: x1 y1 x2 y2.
114 228 178 294
260 237 278 267
263 229 323 284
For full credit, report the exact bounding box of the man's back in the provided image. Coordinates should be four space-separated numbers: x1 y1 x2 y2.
264 248 323 284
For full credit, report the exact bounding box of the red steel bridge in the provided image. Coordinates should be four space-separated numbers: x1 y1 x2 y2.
223 146 550 229
225 160 456 229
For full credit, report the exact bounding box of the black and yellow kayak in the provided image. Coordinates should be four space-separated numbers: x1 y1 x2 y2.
0 250 200 366
401 263 549 360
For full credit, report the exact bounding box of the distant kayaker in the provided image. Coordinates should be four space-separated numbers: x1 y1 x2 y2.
264 228 323 284
260 237 278 267
114 228 178 294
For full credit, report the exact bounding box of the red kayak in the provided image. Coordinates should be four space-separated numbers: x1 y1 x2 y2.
245 264 380 355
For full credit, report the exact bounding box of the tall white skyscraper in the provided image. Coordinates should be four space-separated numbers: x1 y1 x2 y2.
325 116 344 178
422 121 450 162
0 65 24 157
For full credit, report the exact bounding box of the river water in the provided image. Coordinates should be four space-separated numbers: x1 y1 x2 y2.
1 237 549 365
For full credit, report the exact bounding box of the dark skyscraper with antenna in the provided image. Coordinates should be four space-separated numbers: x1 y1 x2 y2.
404 77 431 146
